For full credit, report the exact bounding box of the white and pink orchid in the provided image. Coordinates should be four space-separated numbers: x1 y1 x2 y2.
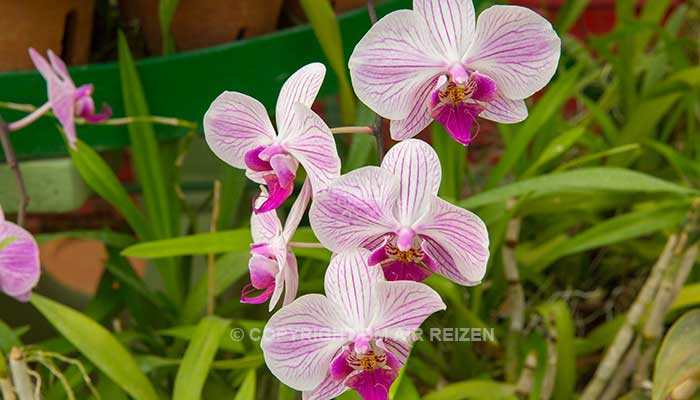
242 181 312 310
23 48 111 148
349 0 561 145
204 63 341 214
310 139 489 286
261 249 445 400
0 206 40 302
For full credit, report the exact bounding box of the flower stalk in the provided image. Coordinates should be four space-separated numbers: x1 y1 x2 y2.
0 116 29 226
503 200 524 382
208 180 222 316
330 126 374 135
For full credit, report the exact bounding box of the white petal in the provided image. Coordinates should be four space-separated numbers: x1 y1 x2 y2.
349 10 446 121
251 207 283 244
204 91 276 169
309 167 400 252
325 249 385 332
261 294 349 391
276 63 326 138
381 139 442 226
283 179 312 240
414 0 476 61
464 5 561 100
282 104 341 193
303 372 348 400
479 94 528 123
389 77 439 141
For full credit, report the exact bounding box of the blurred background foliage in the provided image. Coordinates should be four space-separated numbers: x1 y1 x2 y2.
1 0 700 399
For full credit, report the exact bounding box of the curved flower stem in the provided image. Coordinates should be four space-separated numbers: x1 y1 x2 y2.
330 126 374 135
6 102 51 132
0 101 198 129
366 0 386 163
0 116 29 227
289 242 326 249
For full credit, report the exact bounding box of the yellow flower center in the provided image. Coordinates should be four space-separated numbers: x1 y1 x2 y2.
396 249 416 263
440 79 478 105
359 354 378 371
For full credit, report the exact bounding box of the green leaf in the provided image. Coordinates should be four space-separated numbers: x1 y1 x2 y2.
30 294 159 400
460 167 696 209
524 127 586 177
653 309 700 400
69 140 149 239
423 380 516 400
574 316 624 356
527 203 688 271
118 30 183 303
0 320 23 354
159 0 179 55
486 65 582 188
123 229 251 258
211 355 263 370
233 369 257 400
555 0 591 32
433 123 466 201
300 0 355 124
173 316 230 400
537 301 576 400
670 283 700 314
34 230 136 248
277 384 298 400
181 252 250 323
389 367 420 400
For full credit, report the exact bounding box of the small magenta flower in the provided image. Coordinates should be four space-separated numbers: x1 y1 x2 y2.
23 48 111 148
0 206 40 302
349 0 561 145
242 182 311 310
261 249 445 400
204 63 341 214
310 139 489 286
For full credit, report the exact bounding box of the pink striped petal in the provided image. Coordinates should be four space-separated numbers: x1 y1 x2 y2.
204 91 276 169
283 179 312 239
417 197 489 285
414 0 476 61
276 63 326 138
269 251 288 311
282 250 299 307
479 93 528 123
0 218 40 302
309 167 399 252
303 372 348 400
261 294 349 391
389 76 438 141
324 250 385 332
464 5 561 100
282 103 340 193
349 10 446 121
381 139 441 226
251 199 283 243
371 281 446 342
47 49 71 83
346 368 397 400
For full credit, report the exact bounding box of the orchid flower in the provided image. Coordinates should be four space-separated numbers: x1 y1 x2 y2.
310 139 489 286
349 0 561 145
242 181 312 310
0 206 40 302
204 63 341 214
17 48 112 149
261 249 445 400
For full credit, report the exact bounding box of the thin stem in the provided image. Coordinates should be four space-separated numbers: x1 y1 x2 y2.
330 126 374 135
540 316 558 400
208 180 222 316
0 101 197 129
514 351 537 399
503 199 524 382
9 348 34 400
6 102 51 131
367 0 378 24
366 0 386 163
289 242 326 249
600 337 642 400
0 378 15 400
0 116 29 226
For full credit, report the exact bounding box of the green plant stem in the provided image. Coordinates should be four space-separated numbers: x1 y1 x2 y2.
330 126 374 135
580 234 678 400
0 101 197 129
208 180 221 316
514 352 537 399
599 336 642 400
8 349 34 400
503 200 524 382
540 317 558 400
0 116 28 226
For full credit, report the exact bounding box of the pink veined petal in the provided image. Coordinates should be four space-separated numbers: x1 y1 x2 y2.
349 10 446 121
324 249 385 333
389 76 439 141
370 281 446 343
203 91 276 169
254 174 295 214
309 167 399 252
381 139 441 226
250 202 282 244
479 93 528 124
249 255 278 289
52 88 78 149
241 283 275 304
28 48 55 82
0 219 40 302
268 252 287 311
282 250 299 307
464 5 561 100
417 197 490 285
283 179 312 240
470 72 498 102
261 294 349 391
282 103 340 193
431 101 484 146
346 369 398 400
276 63 326 138
270 154 297 189
47 49 72 83
303 372 348 400
413 0 476 61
